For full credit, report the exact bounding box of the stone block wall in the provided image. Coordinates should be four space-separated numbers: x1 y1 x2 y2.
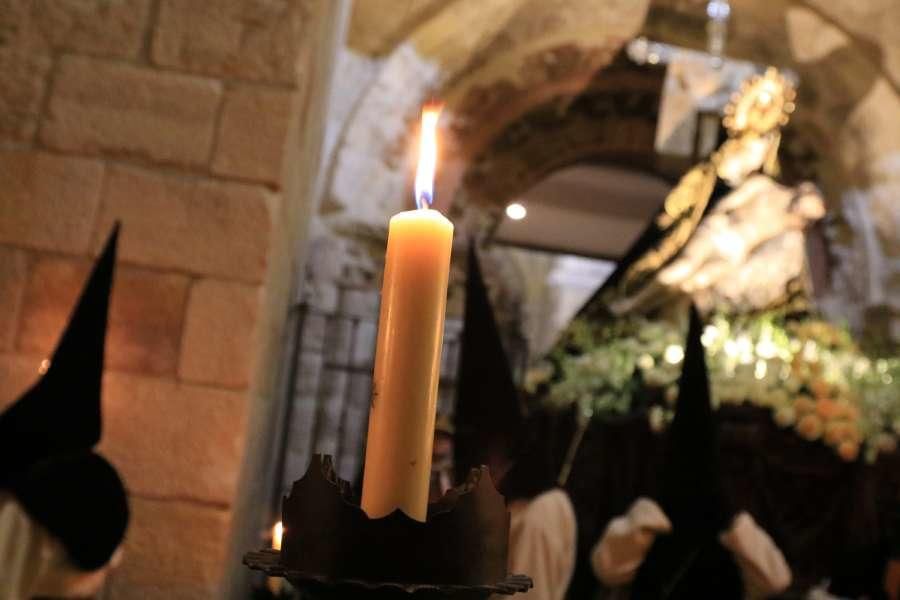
0 1 343 598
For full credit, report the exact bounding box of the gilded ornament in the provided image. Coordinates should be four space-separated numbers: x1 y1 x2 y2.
722 67 796 137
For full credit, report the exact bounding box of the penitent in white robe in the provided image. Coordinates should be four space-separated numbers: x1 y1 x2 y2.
0 494 118 600
495 489 577 600
592 497 792 600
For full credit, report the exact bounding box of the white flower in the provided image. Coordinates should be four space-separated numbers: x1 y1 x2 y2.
774 405 796 428
767 389 789 408
637 353 655 371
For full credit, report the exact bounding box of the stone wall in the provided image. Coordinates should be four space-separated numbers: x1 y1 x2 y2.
0 1 343 598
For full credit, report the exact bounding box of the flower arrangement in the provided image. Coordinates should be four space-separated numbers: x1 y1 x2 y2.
527 311 900 463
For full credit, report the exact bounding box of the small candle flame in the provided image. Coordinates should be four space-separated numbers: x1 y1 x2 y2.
272 521 283 551
414 103 443 209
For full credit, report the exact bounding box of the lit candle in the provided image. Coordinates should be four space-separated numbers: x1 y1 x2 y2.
268 522 284 595
361 104 453 522
272 521 283 551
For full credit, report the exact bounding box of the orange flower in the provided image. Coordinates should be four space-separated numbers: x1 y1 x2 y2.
839 424 861 445
815 397 838 420
797 414 823 441
840 404 860 421
824 422 843 447
837 441 859 462
794 395 816 415
810 378 830 399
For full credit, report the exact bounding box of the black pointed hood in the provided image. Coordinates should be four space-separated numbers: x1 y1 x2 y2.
0 224 128 570
0 225 118 478
454 243 522 482
658 304 730 530
631 305 741 600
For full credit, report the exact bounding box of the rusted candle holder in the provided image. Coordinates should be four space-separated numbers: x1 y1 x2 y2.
243 455 532 599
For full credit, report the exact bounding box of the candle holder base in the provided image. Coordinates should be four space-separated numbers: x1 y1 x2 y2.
243 455 531 598
244 549 532 599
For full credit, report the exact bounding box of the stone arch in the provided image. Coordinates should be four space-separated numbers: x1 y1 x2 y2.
326 0 897 210
457 51 670 215
323 0 652 233
319 0 900 333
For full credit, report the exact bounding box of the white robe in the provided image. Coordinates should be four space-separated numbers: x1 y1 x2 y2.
592 497 792 599
0 493 118 600
496 489 577 600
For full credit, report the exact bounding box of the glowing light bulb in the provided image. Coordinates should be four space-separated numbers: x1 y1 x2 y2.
505 202 527 220
736 335 754 364
664 344 685 365
756 339 777 360
724 339 739 358
707 0 731 20
701 325 719 348
754 359 768 380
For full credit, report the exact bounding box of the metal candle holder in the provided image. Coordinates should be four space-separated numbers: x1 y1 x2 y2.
243 455 532 599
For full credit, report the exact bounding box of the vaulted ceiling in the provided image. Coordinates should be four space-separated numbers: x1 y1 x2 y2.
345 0 900 196
335 0 900 265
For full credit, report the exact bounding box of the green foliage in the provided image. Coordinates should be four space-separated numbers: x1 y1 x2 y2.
526 311 900 462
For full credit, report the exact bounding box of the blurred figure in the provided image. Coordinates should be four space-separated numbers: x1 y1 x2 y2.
429 414 456 501
495 417 577 600
0 227 128 599
592 307 790 599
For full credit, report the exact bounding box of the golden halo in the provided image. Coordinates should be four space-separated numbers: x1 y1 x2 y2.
722 67 796 136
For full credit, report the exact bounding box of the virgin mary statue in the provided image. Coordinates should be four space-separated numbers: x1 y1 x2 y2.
588 67 825 321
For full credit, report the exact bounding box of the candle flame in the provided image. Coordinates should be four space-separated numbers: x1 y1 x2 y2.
414 103 442 209
272 521 283 551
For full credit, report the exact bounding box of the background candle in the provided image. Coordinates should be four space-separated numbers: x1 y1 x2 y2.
267 522 284 594
272 521 283 551
361 105 453 522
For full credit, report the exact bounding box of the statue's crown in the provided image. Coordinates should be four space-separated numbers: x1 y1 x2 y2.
723 67 796 136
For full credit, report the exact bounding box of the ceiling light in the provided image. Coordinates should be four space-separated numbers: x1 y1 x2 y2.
505 202 527 220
